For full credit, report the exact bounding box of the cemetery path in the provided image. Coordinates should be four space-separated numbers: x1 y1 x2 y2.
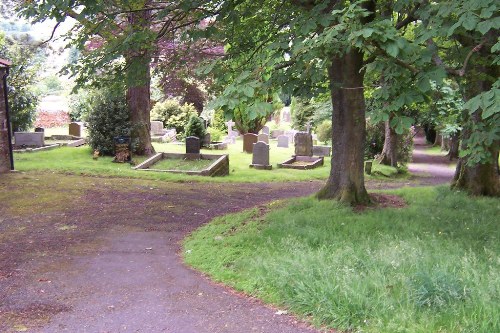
408 129 456 186
0 143 453 333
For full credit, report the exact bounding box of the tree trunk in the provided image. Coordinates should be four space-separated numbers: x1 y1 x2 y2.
126 9 155 156
441 136 450 151
0 66 13 173
447 132 459 160
378 118 398 167
317 49 370 204
434 133 442 147
452 112 499 196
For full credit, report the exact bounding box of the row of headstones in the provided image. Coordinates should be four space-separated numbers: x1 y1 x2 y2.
242 132 318 153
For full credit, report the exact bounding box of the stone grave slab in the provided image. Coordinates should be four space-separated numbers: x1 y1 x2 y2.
243 133 258 153
186 136 201 155
257 133 269 144
150 121 164 135
294 132 313 156
68 122 83 137
250 141 272 170
313 145 331 157
261 126 270 135
14 132 44 147
277 135 289 148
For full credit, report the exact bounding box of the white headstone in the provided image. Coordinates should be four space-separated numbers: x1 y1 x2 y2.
277 135 289 148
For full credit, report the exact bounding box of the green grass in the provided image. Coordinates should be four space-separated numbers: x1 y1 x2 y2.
183 187 500 332
13 139 400 182
150 158 214 171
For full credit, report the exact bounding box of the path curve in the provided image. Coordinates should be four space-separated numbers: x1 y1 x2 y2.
1 137 454 333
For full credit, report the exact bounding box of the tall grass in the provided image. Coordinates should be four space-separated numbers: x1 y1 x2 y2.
183 187 500 332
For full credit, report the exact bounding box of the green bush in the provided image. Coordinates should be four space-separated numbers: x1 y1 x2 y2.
211 108 227 132
291 97 315 130
86 89 130 155
207 127 223 141
150 99 197 137
185 114 206 140
69 89 93 122
316 120 332 143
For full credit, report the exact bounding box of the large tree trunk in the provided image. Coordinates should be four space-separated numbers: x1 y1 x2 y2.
378 117 398 167
317 49 370 204
0 66 13 173
447 132 459 160
126 9 155 156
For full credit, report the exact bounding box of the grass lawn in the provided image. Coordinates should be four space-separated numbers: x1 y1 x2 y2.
183 187 500 332
13 139 400 182
149 157 214 171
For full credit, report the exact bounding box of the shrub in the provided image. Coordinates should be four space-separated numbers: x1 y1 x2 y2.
86 89 130 155
211 108 227 132
291 97 315 130
316 120 332 143
207 127 223 141
185 115 206 140
150 99 197 137
69 89 93 122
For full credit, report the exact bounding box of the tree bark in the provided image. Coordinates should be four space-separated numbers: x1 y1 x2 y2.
378 118 398 167
441 136 450 151
317 48 370 204
126 9 155 156
433 133 442 147
447 132 459 160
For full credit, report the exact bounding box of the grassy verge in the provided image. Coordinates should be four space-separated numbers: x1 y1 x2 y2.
13 141 401 183
183 187 500 332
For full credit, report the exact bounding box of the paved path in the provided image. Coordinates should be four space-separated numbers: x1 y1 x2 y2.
1 137 455 333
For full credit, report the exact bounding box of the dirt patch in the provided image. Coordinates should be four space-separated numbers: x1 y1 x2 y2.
354 193 407 212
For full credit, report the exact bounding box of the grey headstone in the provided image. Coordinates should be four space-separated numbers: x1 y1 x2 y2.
223 136 236 144
257 133 269 144
282 109 291 122
312 145 331 157
150 121 164 135
277 135 289 148
68 122 83 137
202 133 211 146
14 132 44 147
270 129 284 139
294 132 313 156
251 141 271 167
243 133 258 153
225 120 236 138
261 126 270 135
186 136 200 154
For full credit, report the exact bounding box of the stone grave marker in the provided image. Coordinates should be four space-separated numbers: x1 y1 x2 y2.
285 130 297 143
257 133 269 144
261 126 270 135
243 133 258 153
14 132 44 147
294 132 313 156
225 120 236 137
68 122 83 137
277 135 289 148
250 141 272 170
150 121 164 135
202 133 211 147
313 145 331 157
185 136 200 154
34 127 45 133
282 109 291 122
270 129 284 139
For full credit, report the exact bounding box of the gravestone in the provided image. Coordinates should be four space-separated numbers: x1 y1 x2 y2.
150 121 164 135
113 136 131 163
277 135 289 148
294 132 313 156
223 136 236 144
364 160 373 175
313 145 331 157
285 130 298 143
270 129 284 139
257 133 269 144
68 122 83 137
14 132 44 147
242 133 258 153
185 136 200 154
34 127 45 133
250 141 272 170
225 120 236 138
261 126 270 135
202 133 211 147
